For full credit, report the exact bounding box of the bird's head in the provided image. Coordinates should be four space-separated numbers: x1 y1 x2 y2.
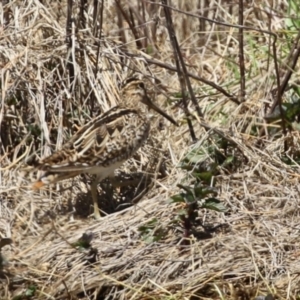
121 76 178 126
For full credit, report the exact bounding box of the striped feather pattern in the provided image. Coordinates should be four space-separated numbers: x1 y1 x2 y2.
31 77 177 218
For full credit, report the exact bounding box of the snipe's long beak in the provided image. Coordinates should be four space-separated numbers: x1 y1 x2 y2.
144 95 178 126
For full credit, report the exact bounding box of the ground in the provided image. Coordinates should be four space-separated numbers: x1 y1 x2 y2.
1 1 300 299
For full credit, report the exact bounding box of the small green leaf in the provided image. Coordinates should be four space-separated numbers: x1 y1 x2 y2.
179 163 194 171
138 219 165 243
195 186 218 198
185 152 205 164
138 218 158 233
222 156 235 166
144 218 158 227
72 232 94 249
142 234 163 244
6 97 17 106
193 185 203 196
146 45 153 54
169 194 185 203
183 193 196 204
192 171 213 183
27 124 42 136
177 184 194 194
172 91 189 99
200 198 227 212
25 286 36 297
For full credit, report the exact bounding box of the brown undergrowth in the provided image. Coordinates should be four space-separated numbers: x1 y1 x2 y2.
1 0 300 299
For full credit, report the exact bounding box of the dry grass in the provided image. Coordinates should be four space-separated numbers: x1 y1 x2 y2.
1 0 300 299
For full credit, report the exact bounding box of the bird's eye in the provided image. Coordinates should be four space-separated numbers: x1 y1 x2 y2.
138 82 145 89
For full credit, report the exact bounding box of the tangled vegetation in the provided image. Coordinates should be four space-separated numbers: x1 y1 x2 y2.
1 0 300 299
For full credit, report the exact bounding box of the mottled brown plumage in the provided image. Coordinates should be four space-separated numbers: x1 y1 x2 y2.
32 78 177 219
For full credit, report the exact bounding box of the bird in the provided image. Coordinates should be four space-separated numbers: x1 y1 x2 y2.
31 77 178 219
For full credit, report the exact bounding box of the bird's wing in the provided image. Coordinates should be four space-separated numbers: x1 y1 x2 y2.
34 107 148 174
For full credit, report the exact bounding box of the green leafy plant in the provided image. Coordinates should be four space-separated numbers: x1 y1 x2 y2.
169 139 232 244
138 218 167 243
72 232 94 250
286 0 300 31
170 182 226 245
264 97 300 125
71 232 98 265
179 136 238 182
12 286 37 300
171 183 226 212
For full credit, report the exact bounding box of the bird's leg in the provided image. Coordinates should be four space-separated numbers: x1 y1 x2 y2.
91 175 101 220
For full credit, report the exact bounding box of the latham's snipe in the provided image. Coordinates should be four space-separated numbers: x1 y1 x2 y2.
32 77 178 219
